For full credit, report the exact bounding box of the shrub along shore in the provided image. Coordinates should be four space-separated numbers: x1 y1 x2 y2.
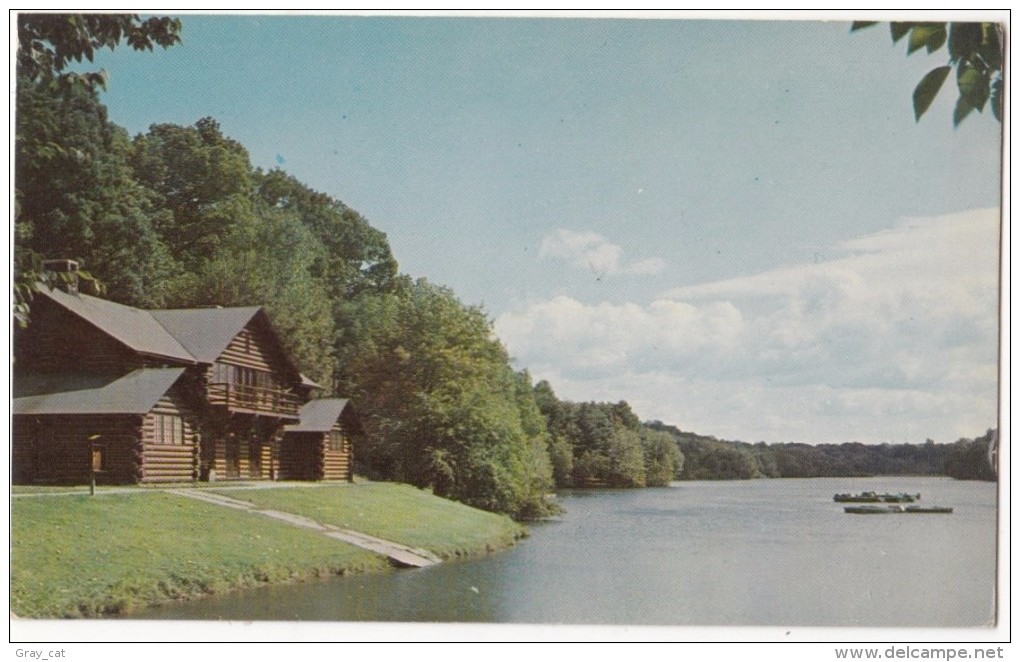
10 482 526 618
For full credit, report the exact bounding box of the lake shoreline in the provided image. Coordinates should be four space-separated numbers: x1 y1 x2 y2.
127 476 996 625
10 482 526 618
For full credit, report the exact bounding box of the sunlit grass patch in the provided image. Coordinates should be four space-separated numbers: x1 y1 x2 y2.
10 491 387 618
220 481 527 559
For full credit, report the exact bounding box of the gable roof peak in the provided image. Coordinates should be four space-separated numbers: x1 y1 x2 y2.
148 306 263 364
35 287 195 363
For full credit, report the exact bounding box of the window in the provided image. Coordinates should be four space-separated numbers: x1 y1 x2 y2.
214 364 276 390
212 362 233 384
91 444 107 472
154 414 185 445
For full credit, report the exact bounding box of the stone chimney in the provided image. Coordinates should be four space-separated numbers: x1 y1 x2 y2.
42 259 80 294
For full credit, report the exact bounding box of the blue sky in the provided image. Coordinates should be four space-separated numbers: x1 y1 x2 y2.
82 13 1003 444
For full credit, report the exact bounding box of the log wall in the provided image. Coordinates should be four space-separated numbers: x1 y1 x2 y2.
219 327 277 373
139 387 200 483
12 415 141 485
280 423 353 481
323 423 353 482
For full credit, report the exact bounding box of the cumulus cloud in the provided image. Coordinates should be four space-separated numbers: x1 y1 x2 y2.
539 229 666 276
497 209 1001 443
662 208 1000 390
496 296 743 377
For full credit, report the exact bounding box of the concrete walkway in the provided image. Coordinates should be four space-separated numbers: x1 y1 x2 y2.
165 488 441 568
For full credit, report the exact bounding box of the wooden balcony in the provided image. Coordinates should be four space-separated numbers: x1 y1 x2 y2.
208 383 300 419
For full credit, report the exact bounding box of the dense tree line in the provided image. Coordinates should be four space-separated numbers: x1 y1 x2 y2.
533 382 683 488
647 422 998 482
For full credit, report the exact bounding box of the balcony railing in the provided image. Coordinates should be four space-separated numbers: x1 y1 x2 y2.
208 382 300 418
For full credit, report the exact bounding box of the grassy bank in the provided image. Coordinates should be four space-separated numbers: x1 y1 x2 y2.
10 482 524 618
217 482 527 559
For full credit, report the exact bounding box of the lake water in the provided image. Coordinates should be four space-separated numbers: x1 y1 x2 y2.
135 477 998 627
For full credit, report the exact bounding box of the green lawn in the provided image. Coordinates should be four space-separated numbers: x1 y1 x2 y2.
10 491 388 618
218 481 527 559
11 482 527 619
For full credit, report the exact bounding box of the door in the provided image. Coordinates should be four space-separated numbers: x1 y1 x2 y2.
225 435 241 478
248 437 262 478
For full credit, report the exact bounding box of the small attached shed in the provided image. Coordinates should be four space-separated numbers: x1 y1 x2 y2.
281 399 359 481
12 368 200 485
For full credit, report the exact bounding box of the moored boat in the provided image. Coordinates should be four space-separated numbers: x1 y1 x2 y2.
843 505 903 514
834 491 920 503
843 504 953 514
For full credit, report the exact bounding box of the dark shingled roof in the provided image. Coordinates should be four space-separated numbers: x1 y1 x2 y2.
29 288 305 401
37 287 273 367
285 399 353 433
13 368 186 415
38 287 194 362
150 307 262 363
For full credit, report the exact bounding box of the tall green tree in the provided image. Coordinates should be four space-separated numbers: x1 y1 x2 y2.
605 426 646 488
641 428 683 487
338 279 556 519
14 13 182 323
129 119 338 384
256 169 400 391
257 169 398 302
15 76 175 307
130 118 256 271
511 371 560 514
170 205 338 387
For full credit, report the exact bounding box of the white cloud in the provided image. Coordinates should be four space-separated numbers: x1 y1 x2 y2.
496 296 743 377
626 257 668 275
539 229 666 276
497 209 1001 443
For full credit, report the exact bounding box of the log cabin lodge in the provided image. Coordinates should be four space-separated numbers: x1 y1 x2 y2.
12 259 358 485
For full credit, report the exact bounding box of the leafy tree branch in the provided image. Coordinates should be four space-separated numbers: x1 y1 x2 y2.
852 21 1003 126
17 13 182 92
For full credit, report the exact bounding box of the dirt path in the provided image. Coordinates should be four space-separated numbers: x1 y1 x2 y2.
164 488 441 568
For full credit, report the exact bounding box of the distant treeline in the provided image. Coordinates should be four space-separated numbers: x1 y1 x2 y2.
646 423 997 482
